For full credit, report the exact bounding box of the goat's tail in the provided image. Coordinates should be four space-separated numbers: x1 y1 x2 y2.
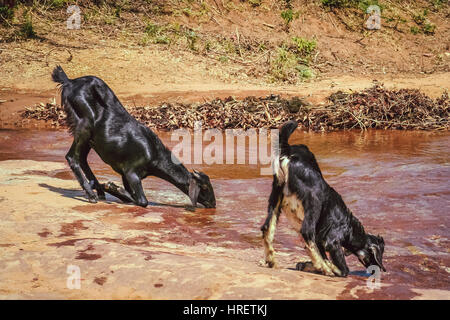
52 66 75 134
279 120 298 153
51 65 70 86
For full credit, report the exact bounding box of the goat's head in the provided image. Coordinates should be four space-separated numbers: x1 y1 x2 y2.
351 234 386 272
188 169 216 208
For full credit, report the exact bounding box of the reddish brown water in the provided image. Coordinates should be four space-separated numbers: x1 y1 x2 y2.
0 128 449 299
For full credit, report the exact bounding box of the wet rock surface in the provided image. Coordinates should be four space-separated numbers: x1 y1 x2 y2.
0 160 348 299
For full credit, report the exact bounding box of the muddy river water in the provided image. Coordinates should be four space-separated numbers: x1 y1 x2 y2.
0 128 449 299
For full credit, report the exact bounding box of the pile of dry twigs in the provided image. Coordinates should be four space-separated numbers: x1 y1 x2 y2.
22 84 449 131
316 85 449 131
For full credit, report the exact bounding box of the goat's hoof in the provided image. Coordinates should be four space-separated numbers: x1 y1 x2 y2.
97 193 106 200
266 260 276 268
321 268 336 277
296 261 315 272
136 200 148 208
309 263 334 277
341 271 349 277
325 260 342 277
87 194 99 203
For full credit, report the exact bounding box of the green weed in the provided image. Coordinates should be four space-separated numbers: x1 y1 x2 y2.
19 10 36 39
281 8 299 29
0 4 15 24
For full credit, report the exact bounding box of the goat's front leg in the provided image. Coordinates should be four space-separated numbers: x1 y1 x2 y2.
100 174 146 204
301 196 336 276
261 180 283 268
123 172 148 207
327 242 348 277
101 181 134 203
304 242 336 277
66 137 98 203
296 243 341 276
318 242 342 276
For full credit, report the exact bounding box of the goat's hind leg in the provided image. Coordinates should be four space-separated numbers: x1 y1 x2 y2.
66 135 98 203
262 210 279 268
261 182 283 268
79 146 105 200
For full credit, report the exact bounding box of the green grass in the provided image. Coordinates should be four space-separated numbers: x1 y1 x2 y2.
248 0 263 7
142 23 171 45
270 47 298 82
429 0 448 10
185 30 198 51
280 8 300 28
321 0 353 8
410 26 420 34
423 22 436 34
141 22 203 49
219 55 229 63
413 10 428 25
291 37 317 57
0 5 15 24
411 9 437 35
49 0 70 8
144 23 162 37
321 0 383 10
19 11 37 39
296 65 314 79
270 37 317 82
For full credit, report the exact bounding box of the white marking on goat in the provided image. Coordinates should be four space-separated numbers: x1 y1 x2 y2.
275 156 289 185
276 156 305 229
272 155 280 179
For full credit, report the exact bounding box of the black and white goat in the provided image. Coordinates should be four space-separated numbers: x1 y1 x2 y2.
52 66 215 208
261 120 385 277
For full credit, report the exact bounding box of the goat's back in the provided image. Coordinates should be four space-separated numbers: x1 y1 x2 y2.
288 144 322 174
60 75 133 132
63 76 130 114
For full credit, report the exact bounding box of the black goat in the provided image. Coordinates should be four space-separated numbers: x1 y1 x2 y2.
261 120 385 277
51 66 216 208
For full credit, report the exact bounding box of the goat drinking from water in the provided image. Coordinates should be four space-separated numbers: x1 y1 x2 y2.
261 120 385 277
52 66 216 208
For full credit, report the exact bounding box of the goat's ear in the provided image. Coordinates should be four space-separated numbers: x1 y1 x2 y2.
370 245 386 272
192 169 201 180
188 176 200 207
